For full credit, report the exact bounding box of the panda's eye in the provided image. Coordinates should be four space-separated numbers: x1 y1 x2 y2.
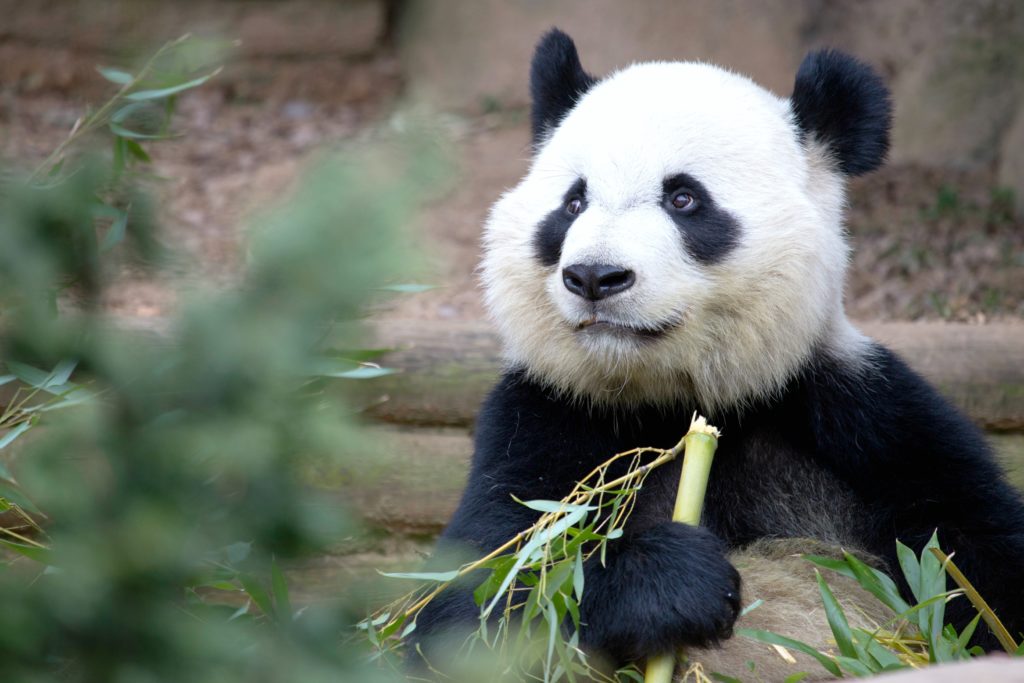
671 191 697 212
565 198 584 215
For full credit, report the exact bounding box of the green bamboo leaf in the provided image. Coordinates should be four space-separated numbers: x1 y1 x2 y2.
125 139 152 163
473 555 515 606
379 613 407 640
739 598 764 617
511 497 595 514
564 592 580 629
97 66 134 84
0 420 33 452
194 580 240 592
545 600 559 673
816 570 857 659
323 348 392 362
223 541 251 564
842 551 911 614
782 674 810 683
125 69 222 101
271 559 292 622
834 655 875 677
954 613 981 655
109 122 166 140
919 532 948 659
895 540 922 602
228 602 250 621
378 569 459 582
736 628 843 678
100 207 129 252
113 135 126 177
0 539 52 564
544 559 575 601
111 101 151 124
520 580 543 624
238 574 275 620
483 507 588 617
572 548 584 601
4 360 78 395
326 366 396 380
0 481 41 515
37 390 96 412
803 553 856 580
857 630 904 669
48 359 77 386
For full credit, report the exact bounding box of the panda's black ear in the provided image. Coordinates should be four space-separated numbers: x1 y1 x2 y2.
790 49 892 176
530 28 596 148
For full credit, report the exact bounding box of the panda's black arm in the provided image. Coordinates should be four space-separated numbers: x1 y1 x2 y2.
414 371 742 664
806 345 1024 649
412 372 586 652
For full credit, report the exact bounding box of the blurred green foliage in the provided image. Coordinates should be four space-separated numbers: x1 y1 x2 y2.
0 36 442 683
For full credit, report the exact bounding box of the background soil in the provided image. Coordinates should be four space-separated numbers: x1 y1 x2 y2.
1 0 1021 328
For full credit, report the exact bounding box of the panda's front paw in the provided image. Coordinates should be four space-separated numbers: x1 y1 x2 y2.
579 521 741 663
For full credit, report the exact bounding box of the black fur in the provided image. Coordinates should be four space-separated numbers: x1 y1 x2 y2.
415 345 1024 664
662 173 741 264
534 178 587 266
791 49 892 176
529 29 597 148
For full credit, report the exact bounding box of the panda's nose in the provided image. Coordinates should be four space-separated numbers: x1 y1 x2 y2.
562 263 636 301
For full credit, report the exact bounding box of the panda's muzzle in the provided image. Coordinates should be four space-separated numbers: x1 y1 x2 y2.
562 263 635 301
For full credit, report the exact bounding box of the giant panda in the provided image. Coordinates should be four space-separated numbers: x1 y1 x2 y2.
414 28 1024 678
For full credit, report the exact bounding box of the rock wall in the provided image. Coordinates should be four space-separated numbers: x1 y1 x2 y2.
0 0 395 103
398 0 1024 212
4 0 1020 210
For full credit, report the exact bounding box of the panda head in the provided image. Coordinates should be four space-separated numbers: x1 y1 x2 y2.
481 29 892 412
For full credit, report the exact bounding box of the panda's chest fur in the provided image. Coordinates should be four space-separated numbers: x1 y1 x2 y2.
627 423 868 549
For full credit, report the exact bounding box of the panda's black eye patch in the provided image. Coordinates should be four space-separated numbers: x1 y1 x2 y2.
534 178 587 267
661 172 740 264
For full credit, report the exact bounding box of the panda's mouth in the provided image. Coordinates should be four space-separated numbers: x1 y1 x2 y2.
576 316 673 339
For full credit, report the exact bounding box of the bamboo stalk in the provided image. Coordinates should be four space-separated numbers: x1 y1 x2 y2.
644 414 721 683
929 547 1020 654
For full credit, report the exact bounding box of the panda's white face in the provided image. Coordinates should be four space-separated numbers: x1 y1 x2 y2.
482 60 869 412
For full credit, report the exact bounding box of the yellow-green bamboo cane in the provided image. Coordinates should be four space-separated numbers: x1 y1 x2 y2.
644 413 721 683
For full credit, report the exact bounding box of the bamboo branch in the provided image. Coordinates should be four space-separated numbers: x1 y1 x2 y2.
26 34 193 183
364 439 689 646
929 547 1019 654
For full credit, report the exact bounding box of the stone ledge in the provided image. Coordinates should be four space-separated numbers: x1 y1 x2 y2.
350 319 1024 431
0 0 387 59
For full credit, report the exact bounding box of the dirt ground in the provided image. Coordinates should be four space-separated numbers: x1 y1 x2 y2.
2 78 1022 326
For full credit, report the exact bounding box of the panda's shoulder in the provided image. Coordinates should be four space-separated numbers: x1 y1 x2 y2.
792 343 994 471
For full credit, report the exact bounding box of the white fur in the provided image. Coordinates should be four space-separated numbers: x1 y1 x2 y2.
481 60 870 412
